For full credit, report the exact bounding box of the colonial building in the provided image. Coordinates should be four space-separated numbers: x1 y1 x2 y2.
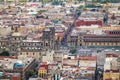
0 32 26 56
42 25 55 49
67 30 120 47
0 25 56 60
18 40 43 60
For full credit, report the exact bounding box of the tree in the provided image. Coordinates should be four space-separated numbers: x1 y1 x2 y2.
103 9 106 13
78 5 84 9
29 70 34 76
46 16 48 19
70 49 77 54
19 0 27 2
0 51 10 56
83 7 87 11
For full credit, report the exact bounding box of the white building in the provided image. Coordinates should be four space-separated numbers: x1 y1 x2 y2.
42 50 54 62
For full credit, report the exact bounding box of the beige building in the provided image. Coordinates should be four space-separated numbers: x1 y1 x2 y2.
18 52 41 60
103 54 120 80
0 27 11 37
0 56 35 80
17 39 44 60
54 50 64 62
48 62 58 73
42 50 54 62
0 32 44 60
63 55 78 66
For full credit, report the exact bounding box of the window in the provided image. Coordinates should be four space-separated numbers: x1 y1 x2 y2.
22 43 25 46
12 49 15 51
68 57 71 59
33 53 35 55
40 43 43 46
46 43 48 46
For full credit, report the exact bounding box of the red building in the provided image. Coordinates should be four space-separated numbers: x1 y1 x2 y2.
75 20 103 27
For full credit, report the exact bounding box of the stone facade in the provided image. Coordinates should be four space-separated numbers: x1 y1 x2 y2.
67 30 120 47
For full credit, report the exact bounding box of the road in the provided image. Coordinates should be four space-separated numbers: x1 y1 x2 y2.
61 8 80 47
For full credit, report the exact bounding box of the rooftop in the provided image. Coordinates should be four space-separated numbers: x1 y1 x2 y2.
0 56 35 70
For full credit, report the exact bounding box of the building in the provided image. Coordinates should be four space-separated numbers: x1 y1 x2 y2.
42 50 54 62
42 25 55 49
38 67 48 79
67 30 120 47
83 31 120 46
75 19 103 27
75 11 104 27
0 73 21 80
63 55 78 67
103 54 120 80
38 62 48 79
18 39 43 60
48 61 58 72
79 56 97 80
0 56 35 80
0 29 55 60
53 50 64 62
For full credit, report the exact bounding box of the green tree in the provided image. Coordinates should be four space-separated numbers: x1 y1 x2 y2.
19 0 27 2
0 51 10 56
83 7 87 11
70 49 77 54
29 70 34 76
78 5 84 9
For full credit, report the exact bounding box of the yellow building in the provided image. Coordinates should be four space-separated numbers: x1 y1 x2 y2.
38 67 48 78
38 62 48 79
103 70 120 80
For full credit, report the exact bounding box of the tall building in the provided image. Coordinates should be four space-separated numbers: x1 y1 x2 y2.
42 25 55 49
